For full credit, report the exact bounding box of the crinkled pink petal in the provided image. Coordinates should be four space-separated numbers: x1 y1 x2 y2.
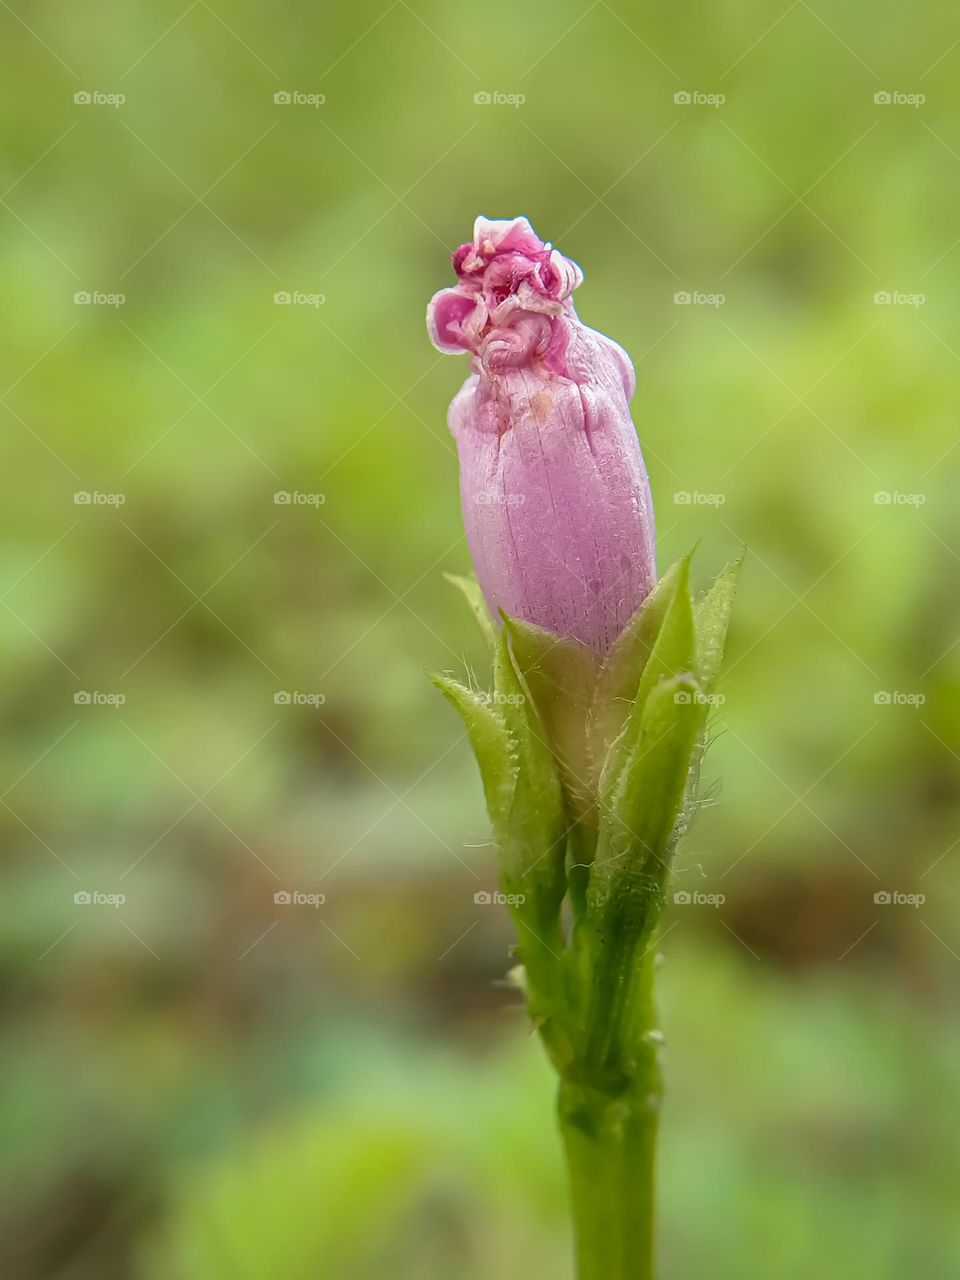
426 287 476 354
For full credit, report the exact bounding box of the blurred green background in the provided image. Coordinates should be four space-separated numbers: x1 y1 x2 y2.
2 2 958 1277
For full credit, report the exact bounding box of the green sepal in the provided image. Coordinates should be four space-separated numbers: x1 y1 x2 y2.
695 552 742 689
501 613 599 830
591 672 706 905
443 572 497 651
492 627 568 903
587 555 688 787
428 673 515 825
431 657 571 1065
577 673 707 1084
670 554 742 851
493 628 574 1066
597 554 696 807
431 657 566 905
433 551 740 1086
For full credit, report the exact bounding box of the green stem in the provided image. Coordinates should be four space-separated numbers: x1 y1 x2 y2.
557 947 662 1279
558 1073 660 1280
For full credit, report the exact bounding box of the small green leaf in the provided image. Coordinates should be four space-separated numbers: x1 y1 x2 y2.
443 572 496 651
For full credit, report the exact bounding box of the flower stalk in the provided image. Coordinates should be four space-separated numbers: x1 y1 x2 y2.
558 950 661 1280
427 217 739 1278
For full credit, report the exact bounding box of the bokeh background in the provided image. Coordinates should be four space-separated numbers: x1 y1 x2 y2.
2 2 959 1277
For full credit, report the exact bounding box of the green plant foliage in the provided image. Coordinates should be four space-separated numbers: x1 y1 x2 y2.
434 552 737 1115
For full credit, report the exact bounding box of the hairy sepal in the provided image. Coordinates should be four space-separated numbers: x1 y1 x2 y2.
443 571 497 651
501 613 599 829
695 553 742 689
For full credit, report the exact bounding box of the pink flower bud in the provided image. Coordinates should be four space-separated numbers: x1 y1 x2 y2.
427 216 657 653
